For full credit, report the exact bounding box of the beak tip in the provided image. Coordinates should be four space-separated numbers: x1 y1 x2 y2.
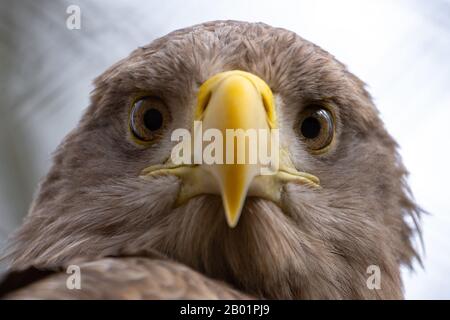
225 215 240 228
224 206 243 228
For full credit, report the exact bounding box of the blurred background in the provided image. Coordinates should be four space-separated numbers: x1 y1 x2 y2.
0 0 449 299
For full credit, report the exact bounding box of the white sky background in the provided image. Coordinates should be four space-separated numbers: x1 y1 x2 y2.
0 0 449 298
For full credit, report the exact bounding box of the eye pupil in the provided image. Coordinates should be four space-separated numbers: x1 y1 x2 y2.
143 108 163 131
301 116 321 139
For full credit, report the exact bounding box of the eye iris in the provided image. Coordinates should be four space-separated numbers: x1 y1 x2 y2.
130 97 168 143
301 116 321 139
297 106 334 152
143 108 163 131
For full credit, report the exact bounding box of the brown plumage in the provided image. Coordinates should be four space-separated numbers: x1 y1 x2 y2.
0 20 421 299
3 256 251 299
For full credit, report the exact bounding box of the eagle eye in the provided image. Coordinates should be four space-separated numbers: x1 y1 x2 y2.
129 97 168 143
297 105 334 152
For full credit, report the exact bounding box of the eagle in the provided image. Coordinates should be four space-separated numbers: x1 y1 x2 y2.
0 21 421 299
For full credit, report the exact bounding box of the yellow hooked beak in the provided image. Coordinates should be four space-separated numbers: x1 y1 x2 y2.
141 70 320 228
196 71 276 226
